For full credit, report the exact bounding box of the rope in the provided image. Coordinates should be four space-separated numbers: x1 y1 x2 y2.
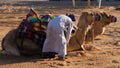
91 11 95 45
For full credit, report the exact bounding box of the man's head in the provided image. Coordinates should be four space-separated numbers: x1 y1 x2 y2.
66 14 76 21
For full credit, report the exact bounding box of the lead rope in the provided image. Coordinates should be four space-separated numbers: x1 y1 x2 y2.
91 11 95 45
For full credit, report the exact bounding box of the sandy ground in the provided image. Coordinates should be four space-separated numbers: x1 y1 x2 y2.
0 2 120 68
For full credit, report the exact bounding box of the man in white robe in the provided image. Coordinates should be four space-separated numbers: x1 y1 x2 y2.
42 14 76 59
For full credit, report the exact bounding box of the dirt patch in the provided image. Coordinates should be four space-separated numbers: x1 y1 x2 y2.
0 1 120 68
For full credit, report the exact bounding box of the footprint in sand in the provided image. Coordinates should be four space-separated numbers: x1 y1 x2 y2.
112 60 119 63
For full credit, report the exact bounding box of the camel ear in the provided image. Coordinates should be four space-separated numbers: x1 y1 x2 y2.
103 12 107 15
89 12 93 16
103 12 109 17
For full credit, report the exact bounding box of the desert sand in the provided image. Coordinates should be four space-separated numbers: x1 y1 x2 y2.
0 1 120 68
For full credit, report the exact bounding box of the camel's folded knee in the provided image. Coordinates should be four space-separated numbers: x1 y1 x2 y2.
1 43 21 56
0 50 8 55
1 50 21 56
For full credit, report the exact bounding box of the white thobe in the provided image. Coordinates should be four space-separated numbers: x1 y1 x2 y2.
42 15 73 57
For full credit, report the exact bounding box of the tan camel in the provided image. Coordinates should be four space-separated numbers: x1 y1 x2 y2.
68 12 95 51
85 12 117 43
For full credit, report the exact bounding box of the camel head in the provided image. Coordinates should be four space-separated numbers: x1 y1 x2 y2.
100 12 117 27
80 12 94 25
78 12 102 26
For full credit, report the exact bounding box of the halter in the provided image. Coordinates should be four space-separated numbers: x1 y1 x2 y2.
94 13 102 21
110 15 117 22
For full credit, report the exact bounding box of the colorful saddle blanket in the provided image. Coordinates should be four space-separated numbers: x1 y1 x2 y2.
40 14 54 30
17 8 54 45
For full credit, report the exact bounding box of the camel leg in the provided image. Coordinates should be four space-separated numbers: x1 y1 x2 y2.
1 29 21 56
3 43 20 56
1 39 20 56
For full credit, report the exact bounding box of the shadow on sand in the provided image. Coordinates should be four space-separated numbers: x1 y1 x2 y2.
0 53 42 65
